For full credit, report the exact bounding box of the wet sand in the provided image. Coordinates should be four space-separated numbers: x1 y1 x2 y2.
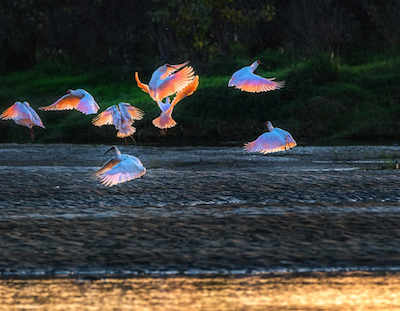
0 143 400 275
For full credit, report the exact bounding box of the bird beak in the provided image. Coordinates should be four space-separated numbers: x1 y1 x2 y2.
260 62 271 69
104 147 113 156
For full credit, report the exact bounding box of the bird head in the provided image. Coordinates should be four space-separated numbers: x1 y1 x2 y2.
251 60 263 69
256 60 270 69
165 63 177 70
104 145 117 156
266 121 274 131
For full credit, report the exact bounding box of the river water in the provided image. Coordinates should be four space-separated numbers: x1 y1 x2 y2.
0 143 400 309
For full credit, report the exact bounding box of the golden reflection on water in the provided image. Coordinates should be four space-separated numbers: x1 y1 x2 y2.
1 273 400 310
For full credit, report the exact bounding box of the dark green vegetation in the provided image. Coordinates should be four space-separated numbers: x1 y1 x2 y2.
1 54 399 144
0 1 399 143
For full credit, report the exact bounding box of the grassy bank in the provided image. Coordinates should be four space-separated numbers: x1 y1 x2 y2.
0 55 399 144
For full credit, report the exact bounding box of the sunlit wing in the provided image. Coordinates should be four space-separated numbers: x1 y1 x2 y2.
135 72 150 94
92 105 119 126
233 74 285 93
167 75 199 113
39 94 80 111
92 158 120 179
97 156 146 187
23 102 45 128
273 128 297 149
76 97 99 115
118 102 144 121
161 61 190 79
244 131 290 154
153 66 195 101
1 102 32 121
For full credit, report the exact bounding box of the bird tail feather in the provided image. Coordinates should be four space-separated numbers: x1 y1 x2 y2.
117 124 136 138
152 115 177 129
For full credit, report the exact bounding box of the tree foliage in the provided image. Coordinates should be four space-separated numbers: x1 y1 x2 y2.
0 0 399 73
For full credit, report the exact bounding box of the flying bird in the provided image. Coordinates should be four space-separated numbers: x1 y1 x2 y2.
244 121 296 154
135 61 195 102
92 102 144 142
0 101 45 141
39 89 99 115
92 145 146 187
228 60 285 93
153 75 199 129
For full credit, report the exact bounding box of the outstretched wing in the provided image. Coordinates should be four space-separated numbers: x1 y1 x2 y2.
23 102 45 128
92 105 119 126
273 128 297 149
75 92 99 115
232 73 285 93
118 102 144 121
1 102 45 128
1 102 32 121
92 157 120 179
167 75 199 114
161 61 190 79
39 94 80 111
96 156 146 187
244 131 290 154
151 65 195 101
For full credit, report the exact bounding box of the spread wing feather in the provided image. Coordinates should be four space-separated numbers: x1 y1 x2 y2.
167 75 199 113
161 61 190 79
244 131 295 154
118 102 144 121
92 158 120 179
234 74 285 93
92 105 119 126
95 156 146 187
39 94 80 111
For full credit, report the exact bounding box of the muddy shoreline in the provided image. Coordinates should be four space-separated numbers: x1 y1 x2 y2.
1 143 400 275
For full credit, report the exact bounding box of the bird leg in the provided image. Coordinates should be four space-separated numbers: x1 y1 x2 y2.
30 128 34 141
130 136 137 146
285 138 294 153
124 137 128 147
160 129 167 136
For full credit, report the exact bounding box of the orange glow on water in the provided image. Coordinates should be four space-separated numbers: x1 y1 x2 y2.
1 273 400 310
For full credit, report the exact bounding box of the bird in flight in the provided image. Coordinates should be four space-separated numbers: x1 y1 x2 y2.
39 89 99 115
244 121 296 154
92 145 146 187
92 102 144 144
0 101 45 141
135 61 195 102
153 75 199 130
228 61 285 93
